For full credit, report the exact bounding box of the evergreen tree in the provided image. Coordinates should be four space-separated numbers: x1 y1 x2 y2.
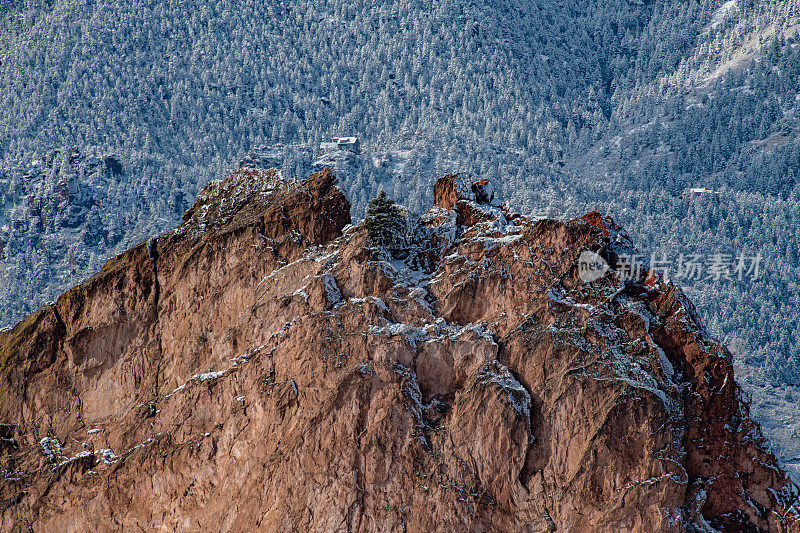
364 190 405 252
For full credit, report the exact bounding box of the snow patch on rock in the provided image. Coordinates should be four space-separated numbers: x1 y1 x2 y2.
39 436 63 464
320 272 342 307
474 361 532 421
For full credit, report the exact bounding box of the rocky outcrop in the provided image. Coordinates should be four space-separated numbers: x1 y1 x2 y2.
0 170 797 532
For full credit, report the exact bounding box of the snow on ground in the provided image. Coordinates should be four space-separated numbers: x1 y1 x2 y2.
707 0 737 33
734 357 800 482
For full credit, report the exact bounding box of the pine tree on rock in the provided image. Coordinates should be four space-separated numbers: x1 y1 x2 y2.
364 190 405 255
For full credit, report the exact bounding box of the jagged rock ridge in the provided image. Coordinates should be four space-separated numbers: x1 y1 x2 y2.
0 169 798 532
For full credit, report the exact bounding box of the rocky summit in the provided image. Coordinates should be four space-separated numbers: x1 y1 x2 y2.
0 168 798 532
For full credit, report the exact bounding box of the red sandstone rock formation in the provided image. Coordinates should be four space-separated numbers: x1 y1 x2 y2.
0 169 797 532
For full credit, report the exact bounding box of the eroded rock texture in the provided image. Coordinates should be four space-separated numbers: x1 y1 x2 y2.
0 169 798 532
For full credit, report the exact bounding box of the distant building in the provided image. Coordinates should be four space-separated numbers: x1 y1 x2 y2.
680 187 722 200
688 187 720 195
320 136 360 154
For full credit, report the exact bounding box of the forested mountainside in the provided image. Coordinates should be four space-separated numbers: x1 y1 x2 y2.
2 0 800 475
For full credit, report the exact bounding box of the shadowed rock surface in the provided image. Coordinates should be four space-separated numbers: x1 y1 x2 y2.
0 169 797 532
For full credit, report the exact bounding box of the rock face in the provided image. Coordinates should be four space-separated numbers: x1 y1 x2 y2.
0 170 798 532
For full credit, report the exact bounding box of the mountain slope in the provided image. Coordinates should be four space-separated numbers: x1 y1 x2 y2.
2 0 800 487
0 169 798 531
0 0 689 324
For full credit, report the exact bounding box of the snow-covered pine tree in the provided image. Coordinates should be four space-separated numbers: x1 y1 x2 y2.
364 190 405 255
